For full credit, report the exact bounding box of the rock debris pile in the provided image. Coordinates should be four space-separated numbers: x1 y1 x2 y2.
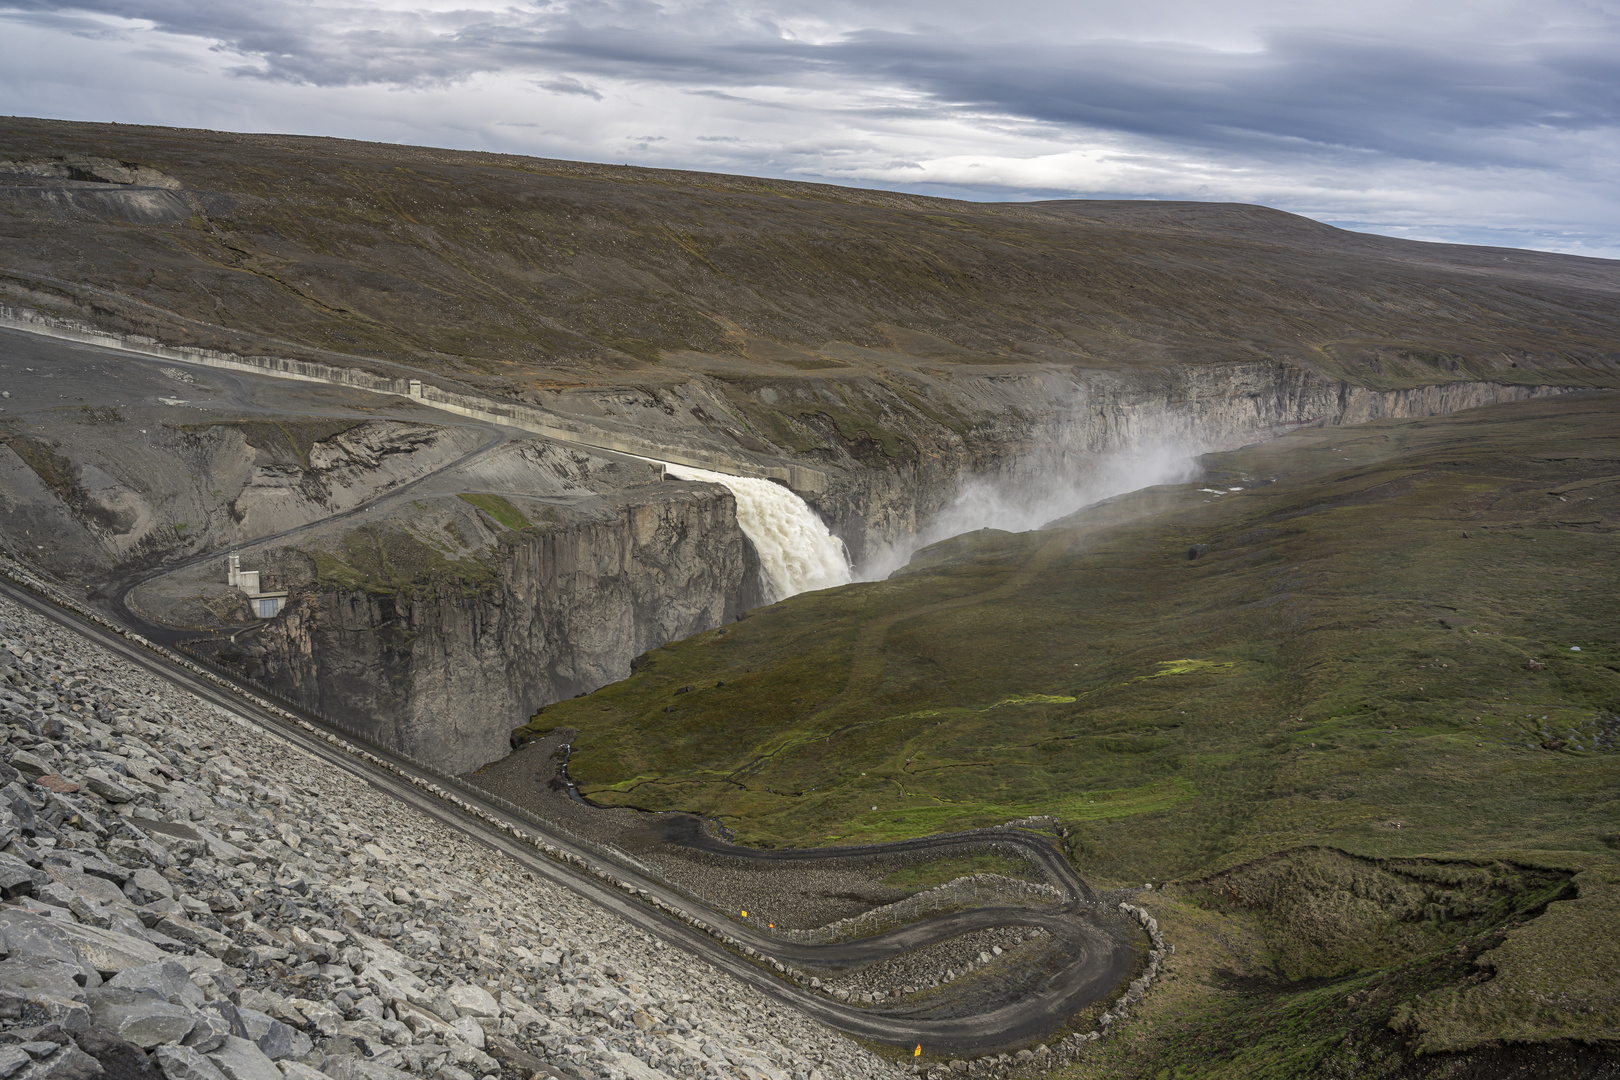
0 595 896 1080
821 928 1037 1003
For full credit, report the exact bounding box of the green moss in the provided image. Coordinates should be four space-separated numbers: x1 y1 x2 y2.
512 396 1619 1059
787 400 917 463
302 524 496 597
456 492 531 530
0 429 82 502
584 395 1617 867
189 418 364 470
1049 851 1596 1079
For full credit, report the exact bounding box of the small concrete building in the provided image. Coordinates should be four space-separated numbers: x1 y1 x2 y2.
226 552 288 618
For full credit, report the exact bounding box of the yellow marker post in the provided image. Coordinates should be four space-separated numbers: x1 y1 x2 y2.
914 1046 922 1058
741 910 747 918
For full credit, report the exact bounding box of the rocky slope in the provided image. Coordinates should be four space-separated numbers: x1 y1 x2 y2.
0 329 489 585
0 591 896 1080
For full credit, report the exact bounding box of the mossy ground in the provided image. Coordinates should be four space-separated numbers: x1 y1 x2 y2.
182 418 363 469
456 492 532 530
301 521 495 597
519 393 1620 1068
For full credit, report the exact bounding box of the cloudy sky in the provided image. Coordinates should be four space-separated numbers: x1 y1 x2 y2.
4 0 1620 257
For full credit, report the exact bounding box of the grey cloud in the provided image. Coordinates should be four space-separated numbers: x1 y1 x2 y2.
9 0 1620 212
536 75 603 99
0 7 133 38
825 30 1620 167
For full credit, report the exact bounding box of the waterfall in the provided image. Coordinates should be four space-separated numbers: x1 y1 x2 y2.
658 462 852 600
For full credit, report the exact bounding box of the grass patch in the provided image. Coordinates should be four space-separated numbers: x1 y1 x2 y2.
302 524 495 597
1052 851 1600 1079
0 429 83 501
187 418 364 470
516 393 1620 1060
456 492 531 530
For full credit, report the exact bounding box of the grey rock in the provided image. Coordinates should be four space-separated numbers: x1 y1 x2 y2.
73 1026 161 1080
126 872 172 903
22 994 93 1034
0 852 49 898
13 1044 103 1080
0 910 161 980
151 918 232 957
0 1047 29 1079
133 901 184 930
235 1010 303 1062
81 774 134 806
481 1037 544 1076
103 843 155 871
447 1020 483 1052
33 884 76 909
56 874 126 910
182 1015 231 1055
199 1004 249 1042
10 753 51 782
203 1040 280 1080
107 962 202 1008
131 823 203 861
0 957 86 1001
425 992 458 1025
292 1003 341 1039
77 860 128 887
271 1066 324 1080
65 898 112 931
2 785 40 835
320 1058 410 1080
260 1029 307 1068
442 987 496 1020
85 988 198 1048
154 1046 227 1080
318 1037 361 1061
174 831 242 865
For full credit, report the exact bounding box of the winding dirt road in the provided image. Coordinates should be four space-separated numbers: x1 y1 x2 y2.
0 574 1139 1056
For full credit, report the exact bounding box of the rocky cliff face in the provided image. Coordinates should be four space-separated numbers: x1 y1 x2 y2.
815 367 1565 569
530 359 1566 569
241 484 765 773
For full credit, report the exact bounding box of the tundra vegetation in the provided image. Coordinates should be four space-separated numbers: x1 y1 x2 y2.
518 393 1620 1077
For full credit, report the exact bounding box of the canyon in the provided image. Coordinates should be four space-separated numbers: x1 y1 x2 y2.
0 117 1617 1078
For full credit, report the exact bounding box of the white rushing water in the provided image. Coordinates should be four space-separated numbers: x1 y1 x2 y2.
659 461 853 601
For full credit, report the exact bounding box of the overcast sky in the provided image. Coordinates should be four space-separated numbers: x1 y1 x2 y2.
4 0 1620 258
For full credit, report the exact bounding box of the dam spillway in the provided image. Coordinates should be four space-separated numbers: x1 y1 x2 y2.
660 461 853 601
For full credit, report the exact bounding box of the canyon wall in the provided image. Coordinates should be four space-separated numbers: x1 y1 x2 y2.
537 360 1569 571
241 485 766 773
